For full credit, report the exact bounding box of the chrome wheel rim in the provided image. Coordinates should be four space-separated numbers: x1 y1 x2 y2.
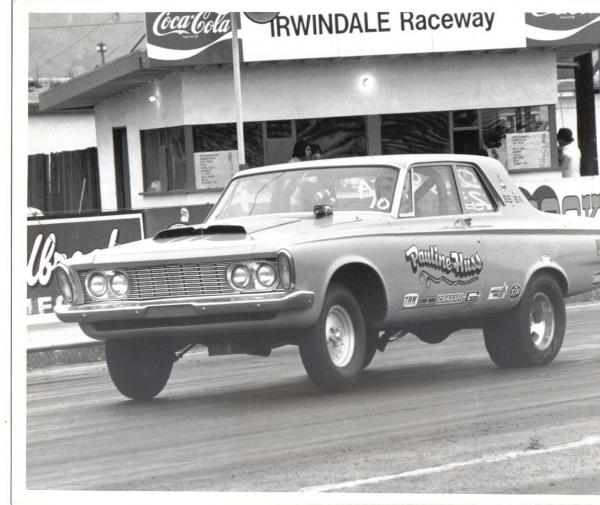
325 305 355 367
529 292 555 351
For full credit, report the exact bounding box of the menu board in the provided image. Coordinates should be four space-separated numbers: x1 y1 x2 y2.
506 132 551 171
194 150 239 190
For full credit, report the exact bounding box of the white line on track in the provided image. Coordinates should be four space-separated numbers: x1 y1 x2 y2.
567 300 600 311
299 435 600 493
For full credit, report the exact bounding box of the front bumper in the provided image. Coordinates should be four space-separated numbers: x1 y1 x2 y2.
54 290 317 340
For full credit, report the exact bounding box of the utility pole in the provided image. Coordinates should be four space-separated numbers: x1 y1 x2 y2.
96 42 107 66
230 13 245 169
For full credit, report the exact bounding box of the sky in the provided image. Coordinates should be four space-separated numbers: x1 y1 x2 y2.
29 12 146 78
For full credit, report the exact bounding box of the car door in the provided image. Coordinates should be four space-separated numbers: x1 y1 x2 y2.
389 163 487 323
453 162 524 312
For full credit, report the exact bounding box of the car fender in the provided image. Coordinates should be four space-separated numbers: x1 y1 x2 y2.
523 256 569 297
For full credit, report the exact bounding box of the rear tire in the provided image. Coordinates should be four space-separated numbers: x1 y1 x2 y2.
299 284 367 391
484 273 565 368
105 338 175 400
362 328 378 370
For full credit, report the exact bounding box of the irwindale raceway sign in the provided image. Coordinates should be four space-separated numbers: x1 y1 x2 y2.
145 11 600 65
145 10 526 64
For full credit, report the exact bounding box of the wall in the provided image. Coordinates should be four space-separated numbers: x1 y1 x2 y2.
555 92 600 152
181 50 557 122
28 111 96 155
94 49 557 210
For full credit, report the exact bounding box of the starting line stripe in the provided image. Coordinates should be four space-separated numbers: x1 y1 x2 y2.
299 435 600 493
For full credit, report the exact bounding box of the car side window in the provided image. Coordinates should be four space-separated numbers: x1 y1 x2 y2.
455 165 496 213
410 165 462 218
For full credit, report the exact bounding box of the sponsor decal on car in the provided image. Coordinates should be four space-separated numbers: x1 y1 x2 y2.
488 282 508 300
509 284 521 298
418 296 437 307
404 291 481 308
405 245 483 288
436 293 464 305
466 291 481 303
403 293 419 308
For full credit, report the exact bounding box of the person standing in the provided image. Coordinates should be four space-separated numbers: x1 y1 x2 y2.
557 128 581 178
289 140 312 163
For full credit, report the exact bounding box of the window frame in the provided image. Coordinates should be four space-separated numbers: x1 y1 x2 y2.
206 164 402 223
398 162 501 219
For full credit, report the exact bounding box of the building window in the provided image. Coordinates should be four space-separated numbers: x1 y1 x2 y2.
266 120 293 139
381 112 450 155
141 126 190 192
482 106 551 171
193 122 264 169
295 116 367 158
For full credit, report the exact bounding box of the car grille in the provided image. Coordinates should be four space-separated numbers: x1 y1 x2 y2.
79 262 235 302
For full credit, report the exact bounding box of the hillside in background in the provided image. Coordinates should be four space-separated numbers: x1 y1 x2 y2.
29 12 146 78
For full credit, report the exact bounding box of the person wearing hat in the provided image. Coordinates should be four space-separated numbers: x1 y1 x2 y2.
557 128 581 178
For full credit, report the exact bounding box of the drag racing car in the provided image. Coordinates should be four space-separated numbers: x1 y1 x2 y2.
54 154 600 400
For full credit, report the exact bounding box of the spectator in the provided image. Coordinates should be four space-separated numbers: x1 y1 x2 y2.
289 140 312 163
557 128 581 178
311 143 322 160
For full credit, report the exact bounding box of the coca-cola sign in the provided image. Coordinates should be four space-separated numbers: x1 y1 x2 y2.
145 12 235 65
526 12 600 45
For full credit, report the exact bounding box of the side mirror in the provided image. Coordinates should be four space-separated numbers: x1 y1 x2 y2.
313 204 333 219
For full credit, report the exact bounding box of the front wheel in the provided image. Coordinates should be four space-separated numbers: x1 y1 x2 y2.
484 273 566 368
105 338 176 400
299 284 367 391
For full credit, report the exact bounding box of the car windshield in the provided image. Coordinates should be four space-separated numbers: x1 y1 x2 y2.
211 166 399 220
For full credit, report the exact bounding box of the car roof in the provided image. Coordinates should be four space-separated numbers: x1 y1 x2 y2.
233 154 503 178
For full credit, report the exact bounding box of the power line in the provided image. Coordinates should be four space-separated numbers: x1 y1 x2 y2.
30 20 144 30
106 27 146 59
30 13 117 76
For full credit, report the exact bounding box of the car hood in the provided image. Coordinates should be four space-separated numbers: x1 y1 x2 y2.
88 213 393 265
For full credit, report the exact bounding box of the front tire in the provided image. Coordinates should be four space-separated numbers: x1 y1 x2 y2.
299 284 367 391
105 338 175 400
484 274 565 368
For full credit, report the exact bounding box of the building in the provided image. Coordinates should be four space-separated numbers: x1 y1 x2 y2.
29 78 98 214
39 10 600 214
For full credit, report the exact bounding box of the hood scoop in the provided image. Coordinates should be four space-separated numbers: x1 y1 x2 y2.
153 224 247 240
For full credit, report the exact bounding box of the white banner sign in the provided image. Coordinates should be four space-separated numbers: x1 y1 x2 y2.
194 150 239 190
506 132 551 171
240 10 526 62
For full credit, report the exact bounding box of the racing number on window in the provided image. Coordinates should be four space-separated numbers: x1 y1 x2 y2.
456 166 494 213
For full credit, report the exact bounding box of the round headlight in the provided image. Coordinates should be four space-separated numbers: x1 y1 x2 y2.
256 263 276 288
55 268 74 303
278 253 292 290
231 265 251 289
87 272 108 298
110 272 129 297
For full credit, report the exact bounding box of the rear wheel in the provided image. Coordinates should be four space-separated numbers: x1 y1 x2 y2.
484 273 565 368
299 284 367 390
105 338 175 400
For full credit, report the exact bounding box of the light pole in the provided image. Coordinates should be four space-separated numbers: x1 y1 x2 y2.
230 12 279 170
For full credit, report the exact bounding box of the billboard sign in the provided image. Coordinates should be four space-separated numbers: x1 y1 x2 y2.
145 12 234 65
519 176 600 218
240 10 526 62
27 214 144 318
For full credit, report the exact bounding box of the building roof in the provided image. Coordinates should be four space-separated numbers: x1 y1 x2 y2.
39 51 175 112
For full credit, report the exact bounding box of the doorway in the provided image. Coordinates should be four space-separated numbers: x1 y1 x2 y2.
112 127 131 209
